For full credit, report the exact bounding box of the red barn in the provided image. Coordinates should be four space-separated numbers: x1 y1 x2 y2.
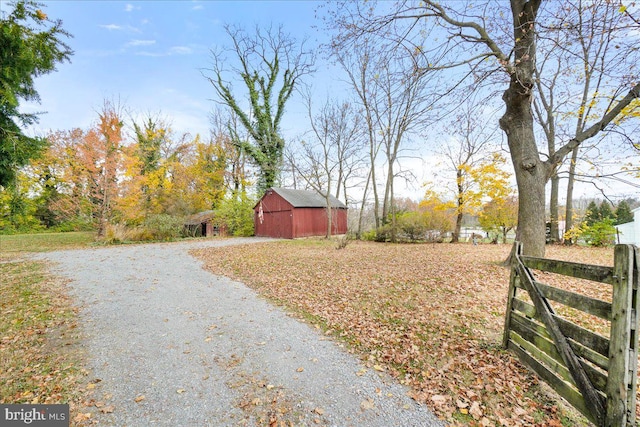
254 187 348 239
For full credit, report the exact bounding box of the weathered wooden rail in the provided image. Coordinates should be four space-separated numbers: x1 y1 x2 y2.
503 243 639 426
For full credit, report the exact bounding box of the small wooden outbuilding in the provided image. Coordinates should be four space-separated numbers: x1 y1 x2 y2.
184 210 226 237
254 187 348 239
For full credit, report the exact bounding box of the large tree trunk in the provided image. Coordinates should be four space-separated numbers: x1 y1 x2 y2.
500 0 546 258
499 76 547 257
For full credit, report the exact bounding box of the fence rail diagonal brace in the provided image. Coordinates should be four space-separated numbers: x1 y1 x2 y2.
514 255 605 425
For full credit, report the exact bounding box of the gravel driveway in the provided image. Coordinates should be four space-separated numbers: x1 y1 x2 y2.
38 238 443 427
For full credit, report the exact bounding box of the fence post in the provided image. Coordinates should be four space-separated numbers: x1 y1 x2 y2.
503 242 522 349
606 244 635 426
627 246 639 427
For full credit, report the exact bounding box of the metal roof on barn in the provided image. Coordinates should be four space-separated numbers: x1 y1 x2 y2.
267 188 347 209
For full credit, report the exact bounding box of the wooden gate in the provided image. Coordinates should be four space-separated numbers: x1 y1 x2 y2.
503 242 639 426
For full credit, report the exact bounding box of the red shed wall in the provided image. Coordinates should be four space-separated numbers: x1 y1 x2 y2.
254 190 348 238
291 207 347 238
254 191 294 238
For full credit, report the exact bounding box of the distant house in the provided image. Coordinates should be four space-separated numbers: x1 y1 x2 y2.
615 207 640 246
254 187 348 239
184 210 226 237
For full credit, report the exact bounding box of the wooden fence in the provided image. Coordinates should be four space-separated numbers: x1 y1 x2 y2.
503 243 639 426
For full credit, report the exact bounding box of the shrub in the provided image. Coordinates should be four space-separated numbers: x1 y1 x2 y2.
215 193 255 237
397 211 429 242
361 229 377 241
335 234 350 250
101 223 131 244
99 215 184 244
142 214 184 241
564 218 616 247
581 218 616 247
126 227 155 242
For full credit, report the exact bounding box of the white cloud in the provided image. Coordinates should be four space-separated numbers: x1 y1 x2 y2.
169 46 192 55
100 24 122 31
192 5 204 11
124 4 134 12
99 23 141 33
126 39 156 47
99 24 141 33
135 46 194 57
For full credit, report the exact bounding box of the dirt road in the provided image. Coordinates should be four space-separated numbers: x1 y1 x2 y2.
38 238 443 426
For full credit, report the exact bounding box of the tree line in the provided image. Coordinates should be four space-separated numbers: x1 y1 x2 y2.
1 100 254 239
1 0 639 252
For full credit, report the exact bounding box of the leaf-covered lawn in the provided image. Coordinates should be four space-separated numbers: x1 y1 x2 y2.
194 240 619 426
0 260 93 425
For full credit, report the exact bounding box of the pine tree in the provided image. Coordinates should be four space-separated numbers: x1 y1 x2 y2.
614 200 634 225
584 201 600 226
598 201 614 221
0 1 72 187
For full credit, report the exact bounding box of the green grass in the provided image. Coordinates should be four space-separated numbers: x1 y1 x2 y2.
0 260 84 406
0 232 93 422
0 231 95 260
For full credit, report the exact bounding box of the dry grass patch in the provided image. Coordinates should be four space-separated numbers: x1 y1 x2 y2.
193 240 616 426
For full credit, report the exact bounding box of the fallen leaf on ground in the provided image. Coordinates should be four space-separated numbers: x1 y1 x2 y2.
193 240 616 426
470 401 483 419
361 398 375 410
431 395 449 405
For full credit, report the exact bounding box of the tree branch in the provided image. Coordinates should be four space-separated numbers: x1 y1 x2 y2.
550 82 640 165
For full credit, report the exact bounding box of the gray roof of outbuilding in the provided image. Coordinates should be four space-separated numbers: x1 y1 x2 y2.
184 210 216 225
267 187 347 209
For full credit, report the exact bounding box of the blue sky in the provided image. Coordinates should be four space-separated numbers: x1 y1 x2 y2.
3 0 639 200
9 0 330 139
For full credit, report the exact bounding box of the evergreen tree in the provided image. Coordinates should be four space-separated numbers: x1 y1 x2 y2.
584 201 600 226
0 1 72 187
614 200 634 225
598 201 614 221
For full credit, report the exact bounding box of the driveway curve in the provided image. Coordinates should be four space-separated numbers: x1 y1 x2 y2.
37 238 443 427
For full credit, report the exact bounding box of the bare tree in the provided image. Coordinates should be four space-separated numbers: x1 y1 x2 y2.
533 0 639 244
334 42 383 229
327 0 640 257
204 24 315 193
210 109 249 196
287 94 366 237
332 35 438 240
